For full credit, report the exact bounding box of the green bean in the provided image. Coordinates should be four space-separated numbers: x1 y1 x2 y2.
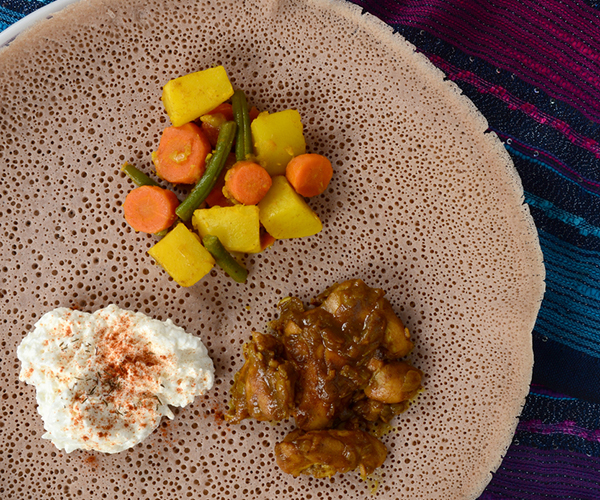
176 121 237 221
202 235 248 283
121 162 160 187
232 90 253 162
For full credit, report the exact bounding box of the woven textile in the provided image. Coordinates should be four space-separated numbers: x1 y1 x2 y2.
3 0 600 498
0 0 54 31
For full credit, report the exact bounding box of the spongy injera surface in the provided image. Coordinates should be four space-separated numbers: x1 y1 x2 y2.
0 0 545 498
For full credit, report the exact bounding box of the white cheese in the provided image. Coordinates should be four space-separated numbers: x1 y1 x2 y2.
17 305 214 453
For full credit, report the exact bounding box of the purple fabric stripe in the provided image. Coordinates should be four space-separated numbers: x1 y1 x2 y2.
423 52 600 158
413 0 600 80
388 1 600 115
518 419 600 443
354 0 600 121
483 446 600 499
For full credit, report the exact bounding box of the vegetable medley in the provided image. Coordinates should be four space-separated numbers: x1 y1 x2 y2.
121 66 333 286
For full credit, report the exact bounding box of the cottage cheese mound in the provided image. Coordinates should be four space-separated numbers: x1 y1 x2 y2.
17 305 215 453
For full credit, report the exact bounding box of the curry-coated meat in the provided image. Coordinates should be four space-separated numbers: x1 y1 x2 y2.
226 331 296 423
226 279 423 478
275 428 388 479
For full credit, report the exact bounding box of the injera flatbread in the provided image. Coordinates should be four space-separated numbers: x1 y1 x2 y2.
0 0 545 498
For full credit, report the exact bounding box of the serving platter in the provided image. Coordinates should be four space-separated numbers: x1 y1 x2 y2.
0 0 545 498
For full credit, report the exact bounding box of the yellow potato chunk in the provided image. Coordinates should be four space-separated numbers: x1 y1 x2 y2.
192 205 261 254
161 66 234 127
251 110 306 176
148 223 215 287
257 176 322 239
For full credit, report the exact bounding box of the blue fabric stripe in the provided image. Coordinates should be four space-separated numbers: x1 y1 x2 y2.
521 391 600 427
532 333 600 404
0 6 24 25
515 156 600 228
1 1 55 33
528 392 579 402
505 143 600 199
527 204 600 252
543 271 600 306
529 228 600 356
542 249 600 293
538 228 600 289
536 313 600 358
525 192 600 238
538 294 600 343
2 0 54 17
538 286 600 327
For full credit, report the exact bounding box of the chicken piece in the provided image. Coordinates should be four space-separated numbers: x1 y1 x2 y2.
381 301 414 358
227 279 424 480
281 306 374 430
274 279 419 430
352 398 410 423
275 428 388 479
319 279 413 358
225 332 296 423
318 280 386 345
282 318 343 430
364 360 423 404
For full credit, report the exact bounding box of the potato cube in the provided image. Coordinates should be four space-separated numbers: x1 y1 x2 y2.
162 66 234 127
251 109 306 176
257 176 322 239
192 205 261 254
148 223 215 287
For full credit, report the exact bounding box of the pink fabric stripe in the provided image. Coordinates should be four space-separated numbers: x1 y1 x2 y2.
368 0 600 121
518 419 600 443
425 52 600 159
407 3 600 113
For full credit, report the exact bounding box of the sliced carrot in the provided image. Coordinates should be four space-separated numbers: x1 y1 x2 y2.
200 104 235 146
224 160 273 205
200 121 221 147
249 106 260 122
205 153 236 207
152 122 211 184
285 153 333 197
123 185 180 234
206 103 234 121
260 231 276 251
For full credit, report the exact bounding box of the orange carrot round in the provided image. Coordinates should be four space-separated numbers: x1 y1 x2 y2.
206 103 234 121
249 106 260 122
260 231 277 251
201 104 235 146
285 153 333 197
224 161 273 205
205 153 236 208
200 121 221 147
123 185 180 234
152 122 211 184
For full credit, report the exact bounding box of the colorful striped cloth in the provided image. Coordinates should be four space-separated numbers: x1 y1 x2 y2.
3 0 600 498
0 0 54 31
